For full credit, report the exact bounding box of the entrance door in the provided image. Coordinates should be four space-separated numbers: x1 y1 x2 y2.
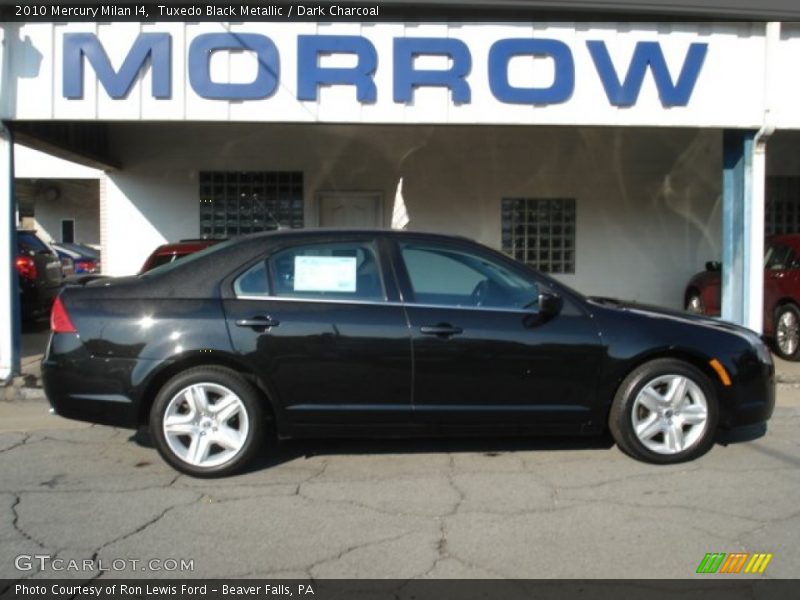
318 192 383 228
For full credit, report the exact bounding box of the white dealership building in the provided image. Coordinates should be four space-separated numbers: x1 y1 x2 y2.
2 13 800 379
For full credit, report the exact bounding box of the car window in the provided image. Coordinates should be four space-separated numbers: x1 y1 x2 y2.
146 253 181 271
765 245 795 270
234 261 269 296
140 239 236 278
399 243 538 309
17 232 51 255
268 241 385 301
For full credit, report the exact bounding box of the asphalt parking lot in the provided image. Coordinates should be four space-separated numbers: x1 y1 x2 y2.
1 386 799 580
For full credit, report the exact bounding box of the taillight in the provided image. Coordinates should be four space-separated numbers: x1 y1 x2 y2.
75 260 97 273
15 256 37 280
51 296 77 334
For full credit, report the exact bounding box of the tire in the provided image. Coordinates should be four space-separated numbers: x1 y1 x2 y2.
608 359 719 464
773 304 800 361
150 366 265 477
685 289 704 314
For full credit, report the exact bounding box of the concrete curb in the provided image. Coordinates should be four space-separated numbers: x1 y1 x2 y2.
1 378 45 402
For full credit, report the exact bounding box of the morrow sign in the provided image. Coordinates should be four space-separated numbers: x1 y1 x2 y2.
63 32 708 107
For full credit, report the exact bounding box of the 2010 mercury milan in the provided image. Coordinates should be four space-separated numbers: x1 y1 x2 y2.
42 230 774 476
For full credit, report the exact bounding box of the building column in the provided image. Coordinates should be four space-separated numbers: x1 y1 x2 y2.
0 125 19 382
721 129 764 333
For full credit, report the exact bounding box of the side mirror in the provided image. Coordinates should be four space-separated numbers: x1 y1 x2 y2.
538 292 563 316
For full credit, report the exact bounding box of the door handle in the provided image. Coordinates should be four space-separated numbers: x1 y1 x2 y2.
420 325 463 338
235 316 280 330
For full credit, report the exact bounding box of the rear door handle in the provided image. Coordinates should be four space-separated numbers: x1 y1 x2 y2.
420 325 463 338
235 316 280 330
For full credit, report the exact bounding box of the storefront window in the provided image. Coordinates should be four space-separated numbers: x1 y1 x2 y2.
766 176 800 235
199 171 304 238
501 198 576 274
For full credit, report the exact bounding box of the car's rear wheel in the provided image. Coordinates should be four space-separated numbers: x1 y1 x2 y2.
685 289 704 314
609 359 718 464
774 304 800 361
150 366 265 477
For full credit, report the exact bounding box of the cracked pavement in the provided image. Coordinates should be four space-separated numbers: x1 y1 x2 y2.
0 392 798 580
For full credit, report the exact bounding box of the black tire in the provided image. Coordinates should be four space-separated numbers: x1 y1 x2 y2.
773 304 800 361
685 289 704 314
608 359 719 464
150 366 265 477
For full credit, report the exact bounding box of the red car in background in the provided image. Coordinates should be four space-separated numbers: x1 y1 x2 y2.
139 239 221 273
685 234 800 360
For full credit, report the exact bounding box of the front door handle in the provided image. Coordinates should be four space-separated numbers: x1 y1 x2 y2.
235 316 280 330
420 324 463 338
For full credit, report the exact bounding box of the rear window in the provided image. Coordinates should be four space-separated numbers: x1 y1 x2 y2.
17 232 51 255
146 253 183 271
140 239 238 278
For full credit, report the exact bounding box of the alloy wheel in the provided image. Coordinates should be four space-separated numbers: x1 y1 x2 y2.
686 294 703 314
162 382 250 468
776 309 799 357
631 374 709 455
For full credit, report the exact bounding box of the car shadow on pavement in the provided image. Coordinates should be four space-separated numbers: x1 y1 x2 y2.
131 428 617 472
130 423 771 474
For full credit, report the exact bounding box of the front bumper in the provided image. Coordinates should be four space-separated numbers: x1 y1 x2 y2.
719 358 775 429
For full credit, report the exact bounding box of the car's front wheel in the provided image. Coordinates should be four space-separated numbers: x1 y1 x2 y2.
150 366 265 477
685 289 704 314
609 359 718 464
774 304 800 361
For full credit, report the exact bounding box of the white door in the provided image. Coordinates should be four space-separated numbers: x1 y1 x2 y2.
318 192 383 228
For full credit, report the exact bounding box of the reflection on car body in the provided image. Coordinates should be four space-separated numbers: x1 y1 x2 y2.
43 230 774 476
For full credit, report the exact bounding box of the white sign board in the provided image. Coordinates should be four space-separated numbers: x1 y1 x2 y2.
294 256 357 293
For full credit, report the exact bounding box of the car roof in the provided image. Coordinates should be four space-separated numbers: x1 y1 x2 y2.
768 234 800 254
234 228 473 243
152 239 220 254
156 229 474 251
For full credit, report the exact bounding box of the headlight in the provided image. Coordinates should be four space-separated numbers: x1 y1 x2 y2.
755 339 774 365
743 331 774 365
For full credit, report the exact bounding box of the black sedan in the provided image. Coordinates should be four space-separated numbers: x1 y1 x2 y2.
42 230 775 476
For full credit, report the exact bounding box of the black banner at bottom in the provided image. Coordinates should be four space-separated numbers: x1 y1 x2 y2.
1 580 799 600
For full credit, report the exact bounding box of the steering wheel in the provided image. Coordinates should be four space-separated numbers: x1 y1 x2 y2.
470 279 490 307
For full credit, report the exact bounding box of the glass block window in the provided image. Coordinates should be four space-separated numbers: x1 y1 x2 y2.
501 198 576 274
199 171 304 238
766 176 800 235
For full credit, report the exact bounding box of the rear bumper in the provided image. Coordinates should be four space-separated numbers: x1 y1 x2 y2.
42 333 152 429
20 281 59 319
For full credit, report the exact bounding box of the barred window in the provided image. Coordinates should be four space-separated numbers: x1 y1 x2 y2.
766 176 800 235
501 198 576 274
199 171 304 239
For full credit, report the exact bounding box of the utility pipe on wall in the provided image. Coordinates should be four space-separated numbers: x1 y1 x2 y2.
746 21 780 334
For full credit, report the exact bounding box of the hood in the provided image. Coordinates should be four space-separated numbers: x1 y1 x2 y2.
587 296 756 338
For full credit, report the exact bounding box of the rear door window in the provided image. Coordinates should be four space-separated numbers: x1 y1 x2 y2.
17 232 51 255
268 241 385 301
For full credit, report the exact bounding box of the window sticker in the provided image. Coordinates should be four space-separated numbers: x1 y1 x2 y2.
294 256 357 292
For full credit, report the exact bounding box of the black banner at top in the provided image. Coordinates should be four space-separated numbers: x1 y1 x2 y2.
3 0 800 22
